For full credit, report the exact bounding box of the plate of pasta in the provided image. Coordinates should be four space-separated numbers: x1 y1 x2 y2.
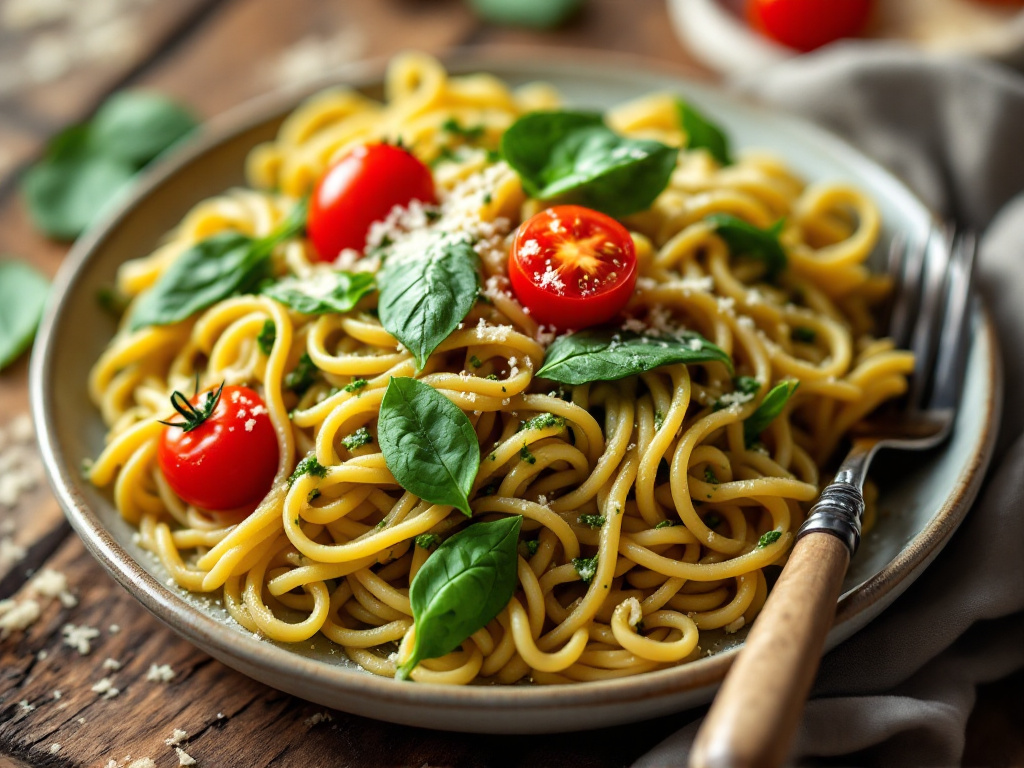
31 50 999 733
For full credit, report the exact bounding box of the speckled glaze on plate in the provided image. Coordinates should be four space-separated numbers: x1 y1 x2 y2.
30 50 1001 734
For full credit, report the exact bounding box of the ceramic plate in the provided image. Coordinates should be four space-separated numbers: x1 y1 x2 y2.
30 51 1001 734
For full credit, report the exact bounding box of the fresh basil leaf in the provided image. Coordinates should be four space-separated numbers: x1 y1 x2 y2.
536 328 733 385
501 111 678 218
129 232 265 330
262 271 374 315
378 377 480 517
676 99 732 166
0 260 50 370
398 515 522 680
22 153 136 240
257 319 276 355
378 235 479 370
89 91 197 167
707 213 787 278
468 0 581 28
744 380 799 445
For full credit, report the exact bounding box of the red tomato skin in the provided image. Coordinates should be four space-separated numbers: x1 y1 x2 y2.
508 205 637 332
307 143 437 262
747 0 873 52
157 386 279 512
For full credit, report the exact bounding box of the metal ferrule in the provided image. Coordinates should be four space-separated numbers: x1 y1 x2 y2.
796 481 865 556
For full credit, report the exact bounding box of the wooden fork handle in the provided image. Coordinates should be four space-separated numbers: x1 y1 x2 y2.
689 532 850 768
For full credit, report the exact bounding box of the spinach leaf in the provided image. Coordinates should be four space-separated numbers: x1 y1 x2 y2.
536 328 732 385
0 260 50 371
706 213 787 278
89 91 197 167
129 200 306 331
378 377 480 517
128 232 267 331
22 151 136 240
467 0 581 28
676 99 732 166
378 235 479 370
262 271 375 315
501 111 677 218
398 515 521 680
22 91 196 240
744 380 799 445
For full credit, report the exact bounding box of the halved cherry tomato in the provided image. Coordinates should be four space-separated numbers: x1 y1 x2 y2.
307 143 437 262
508 205 637 331
747 0 873 52
157 383 279 511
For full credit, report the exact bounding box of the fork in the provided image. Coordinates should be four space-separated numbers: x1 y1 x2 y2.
689 227 978 768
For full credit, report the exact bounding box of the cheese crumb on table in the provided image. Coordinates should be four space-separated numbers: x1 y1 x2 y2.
103 658 121 670
175 747 197 766
63 623 100 655
49 744 61 754
164 729 188 747
91 677 120 699
127 759 156 768
146 663 176 682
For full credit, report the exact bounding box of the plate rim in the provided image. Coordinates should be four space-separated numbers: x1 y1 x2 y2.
29 48 1003 728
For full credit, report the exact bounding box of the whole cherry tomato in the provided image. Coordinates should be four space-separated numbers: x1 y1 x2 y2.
307 143 437 262
157 383 279 511
508 205 637 332
747 0 873 52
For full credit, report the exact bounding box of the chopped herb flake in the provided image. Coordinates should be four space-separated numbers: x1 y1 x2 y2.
518 413 565 432
289 455 327 485
526 539 540 556
257 319 276 355
307 488 321 503
704 512 723 529
441 117 485 141
653 410 665 431
519 444 536 465
578 514 605 529
791 326 816 343
343 378 368 393
416 533 441 550
285 353 318 395
758 530 783 548
341 426 372 451
469 355 483 368
572 556 598 584
704 467 719 485
654 520 679 529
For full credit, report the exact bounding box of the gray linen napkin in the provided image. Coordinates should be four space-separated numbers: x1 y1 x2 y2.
634 45 1024 767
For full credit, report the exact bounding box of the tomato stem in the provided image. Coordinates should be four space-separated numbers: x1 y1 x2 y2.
159 380 225 433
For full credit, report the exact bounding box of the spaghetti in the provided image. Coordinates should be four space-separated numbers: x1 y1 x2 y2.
87 53 913 685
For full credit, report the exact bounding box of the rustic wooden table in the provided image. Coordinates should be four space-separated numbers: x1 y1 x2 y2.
0 1 1020 766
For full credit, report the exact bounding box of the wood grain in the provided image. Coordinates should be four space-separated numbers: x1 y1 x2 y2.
689 533 851 768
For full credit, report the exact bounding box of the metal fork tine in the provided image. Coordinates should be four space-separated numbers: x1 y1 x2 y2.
930 229 977 411
887 230 929 349
907 230 950 410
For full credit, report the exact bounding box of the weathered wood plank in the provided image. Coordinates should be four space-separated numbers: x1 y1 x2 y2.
141 0 478 116
0 536 687 767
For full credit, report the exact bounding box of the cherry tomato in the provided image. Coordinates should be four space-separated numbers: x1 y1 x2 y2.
157 384 279 511
307 143 437 262
508 205 637 332
747 0 873 52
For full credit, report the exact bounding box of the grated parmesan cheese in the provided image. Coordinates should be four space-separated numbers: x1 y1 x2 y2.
175 748 197 766
63 623 100 655
146 663 176 683
91 677 120 698
304 711 333 727
102 658 121 671
165 729 188 747
0 598 40 638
